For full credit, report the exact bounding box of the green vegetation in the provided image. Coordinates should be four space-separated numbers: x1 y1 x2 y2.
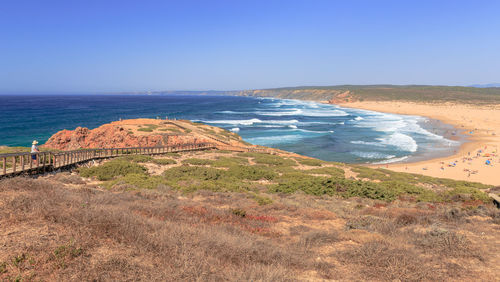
227 165 277 181
78 159 146 181
249 192 273 205
352 166 492 190
75 150 491 204
158 127 182 133
182 158 215 166
238 152 297 166
304 166 345 178
107 173 168 190
118 155 153 163
151 158 177 165
296 158 324 166
137 124 159 132
270 176 440 202
232 85 500 104
212 156 249 167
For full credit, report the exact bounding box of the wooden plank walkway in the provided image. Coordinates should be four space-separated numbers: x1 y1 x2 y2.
0 143 216 178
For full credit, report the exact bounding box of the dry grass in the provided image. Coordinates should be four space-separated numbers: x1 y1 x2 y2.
1 170 498 281
0 178 327 281
337 240 438 281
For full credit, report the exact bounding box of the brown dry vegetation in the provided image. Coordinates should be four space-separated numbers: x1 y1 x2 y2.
1 150 500 281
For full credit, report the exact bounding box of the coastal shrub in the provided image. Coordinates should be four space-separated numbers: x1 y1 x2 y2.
212 156 249 167
226 165 277 181
270 173 328 195
182 158 215 166
296 158 324 166
271 175 441 202
238 152 297 166
162 165 256 192
163 165 226 181
249 193 273 205
442 186 491 202
352 167 492 190
117 155 153 163
165 152 181 158
107 173 169 190
151 158 177 165
78 160 147 181
181 179 253 193
304 167 345 178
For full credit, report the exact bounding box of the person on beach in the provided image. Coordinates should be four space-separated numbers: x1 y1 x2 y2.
31 140 39 165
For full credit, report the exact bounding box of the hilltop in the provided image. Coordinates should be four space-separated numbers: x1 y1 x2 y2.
42 118 251 151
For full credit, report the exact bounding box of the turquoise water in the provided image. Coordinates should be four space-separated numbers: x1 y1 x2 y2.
0 94 460 163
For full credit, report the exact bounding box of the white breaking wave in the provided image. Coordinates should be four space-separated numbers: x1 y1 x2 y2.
258 109 348 117
204 118 299 126
352 151 396 159
351 132 418 152
245 134 303 145
230 127 240 132
374 156 409 164
380 133 418 152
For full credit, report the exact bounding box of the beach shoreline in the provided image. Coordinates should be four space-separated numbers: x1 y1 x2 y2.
336 101 500 186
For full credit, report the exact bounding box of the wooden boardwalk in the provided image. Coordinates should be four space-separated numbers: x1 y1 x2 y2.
0 143 216 178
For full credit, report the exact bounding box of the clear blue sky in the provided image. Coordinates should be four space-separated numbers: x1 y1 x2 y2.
1 0 499 93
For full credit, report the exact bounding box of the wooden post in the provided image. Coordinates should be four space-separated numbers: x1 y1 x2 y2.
2 157 6 175
12 156 16 173
21 154 25 172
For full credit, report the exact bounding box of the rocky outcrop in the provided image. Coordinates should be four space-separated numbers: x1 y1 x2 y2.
42 121 209 150
327 91 357 104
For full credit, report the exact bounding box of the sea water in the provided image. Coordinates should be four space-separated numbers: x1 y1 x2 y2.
0 94 461 163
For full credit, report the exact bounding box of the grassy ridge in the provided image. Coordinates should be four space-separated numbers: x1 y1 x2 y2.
231 85 500 104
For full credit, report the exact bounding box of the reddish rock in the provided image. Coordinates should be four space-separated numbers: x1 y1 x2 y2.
43 122 209 150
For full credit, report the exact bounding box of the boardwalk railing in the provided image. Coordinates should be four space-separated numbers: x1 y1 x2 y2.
0 143 216 178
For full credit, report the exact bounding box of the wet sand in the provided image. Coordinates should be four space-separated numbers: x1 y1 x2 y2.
340 101 500 186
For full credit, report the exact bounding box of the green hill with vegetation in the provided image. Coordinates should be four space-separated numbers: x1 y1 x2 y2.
227 85 500 104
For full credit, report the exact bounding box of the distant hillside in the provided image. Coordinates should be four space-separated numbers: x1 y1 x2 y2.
226 85 500 104
469 83 500 88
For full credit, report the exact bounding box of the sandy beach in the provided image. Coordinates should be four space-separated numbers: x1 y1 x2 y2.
340 101 500 186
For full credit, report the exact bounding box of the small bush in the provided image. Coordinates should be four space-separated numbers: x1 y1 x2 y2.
299 230 341 248
296 158 324 166
163 165 225 181
250 193 273 205
231 208 246 217
338 240 435 281
304 167 344 178
117 155 153 163
107 173 169 190
151 158 177 165
78 160 147 181
182 158 215 166
443 186 491 202
413 229 483 260
227 165 277 181
212 157 249 167
238 152 297 166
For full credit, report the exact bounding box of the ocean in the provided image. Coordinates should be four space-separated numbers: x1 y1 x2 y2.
0 94 461 163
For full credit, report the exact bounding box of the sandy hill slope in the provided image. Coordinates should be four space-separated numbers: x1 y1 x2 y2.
42 118 250 150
